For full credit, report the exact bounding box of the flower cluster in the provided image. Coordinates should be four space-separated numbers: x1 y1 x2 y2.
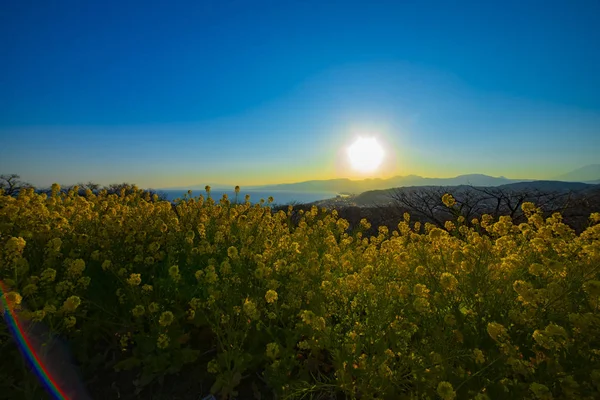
1 187 599 399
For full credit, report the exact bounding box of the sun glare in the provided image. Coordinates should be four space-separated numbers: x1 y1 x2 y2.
347 137 385 173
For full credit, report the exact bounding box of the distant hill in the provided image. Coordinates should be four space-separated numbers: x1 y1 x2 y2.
497 180 597 192
159 183 236 191
554 164 600 182
341 180 599 207
250 174 528 193
158 165 600 193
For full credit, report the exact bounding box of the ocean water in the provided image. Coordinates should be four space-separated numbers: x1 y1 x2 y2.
160 189 337 206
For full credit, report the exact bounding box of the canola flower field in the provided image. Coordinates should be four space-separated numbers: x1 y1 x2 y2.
1 184 600 399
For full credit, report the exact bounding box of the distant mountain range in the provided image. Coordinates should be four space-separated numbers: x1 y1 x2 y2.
553 164 600 183
160 165 600 193
248 174 527 193
334 180 600 208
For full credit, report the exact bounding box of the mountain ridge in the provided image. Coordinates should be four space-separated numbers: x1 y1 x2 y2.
159 165 600 192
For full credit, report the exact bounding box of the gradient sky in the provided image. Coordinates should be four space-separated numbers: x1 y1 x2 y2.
1 0 599 189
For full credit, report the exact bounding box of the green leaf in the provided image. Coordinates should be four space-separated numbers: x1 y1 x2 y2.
181 348 201 364
113 356 141 371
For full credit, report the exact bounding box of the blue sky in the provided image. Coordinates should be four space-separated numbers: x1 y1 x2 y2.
1 0 599 188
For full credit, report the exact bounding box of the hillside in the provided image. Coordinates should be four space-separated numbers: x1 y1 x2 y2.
249 174 526 193
310 181 600 208
554 164 600 182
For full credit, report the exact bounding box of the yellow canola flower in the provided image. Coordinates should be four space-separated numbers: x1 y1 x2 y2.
440 272 459 292
101 260 112 271
227 246 238 259
413 284 430 297
131 305 145 317
413 297 430 313
64 316 76 329
243 298 260 320
473 348 485 364
265 289 278 304
157 333 170 349
6 237 27 254
437 381 456 400
40 268 57 283
159 311 174 327
62 296 81 313
529 382 552 400
4 292 22 307
442 193 456 208
168 265 180 282
487 322 507 341
67 259 86 277
126 273 142 286
266 342 280 360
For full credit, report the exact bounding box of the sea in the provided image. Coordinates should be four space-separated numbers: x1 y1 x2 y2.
159 189 338 206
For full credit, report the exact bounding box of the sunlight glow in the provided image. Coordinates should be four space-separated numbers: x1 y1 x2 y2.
347 137 385 173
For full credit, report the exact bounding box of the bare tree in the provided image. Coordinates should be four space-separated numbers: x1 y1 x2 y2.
0 174 33 196
389 186 455 228
386 183 600 234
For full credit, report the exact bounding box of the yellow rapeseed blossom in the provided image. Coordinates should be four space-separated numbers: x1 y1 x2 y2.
429 228 444 240
529 382 552 400
67 259 86 277
31 310 46 322
6 237 26 254
487 322 507 341
195 270 204 281
61 296 81 313
43 304 57 314
207 359 219 374
473 348 485 364
444 314 457 326
227 246 238 259
142 284 153 292
437 381 456 400
413 284 430 297
266 342 280 360
22 284 37 296
4 292 22 307
440 272 459 292
64 316 76 329
265 289 278 304
40 268 57 283
442 193 456 208
159 311 174 327
186 309 195 321
413 297 430 313
243 298 260 320
101 260 112 271
126 273 142 286
522 202 537 215
168 265 180 282
528 263 545 276
157 333 170 349
132 305 145 317
148 302 159 313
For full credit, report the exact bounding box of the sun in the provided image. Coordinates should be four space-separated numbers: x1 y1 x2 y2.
347 137 385 173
